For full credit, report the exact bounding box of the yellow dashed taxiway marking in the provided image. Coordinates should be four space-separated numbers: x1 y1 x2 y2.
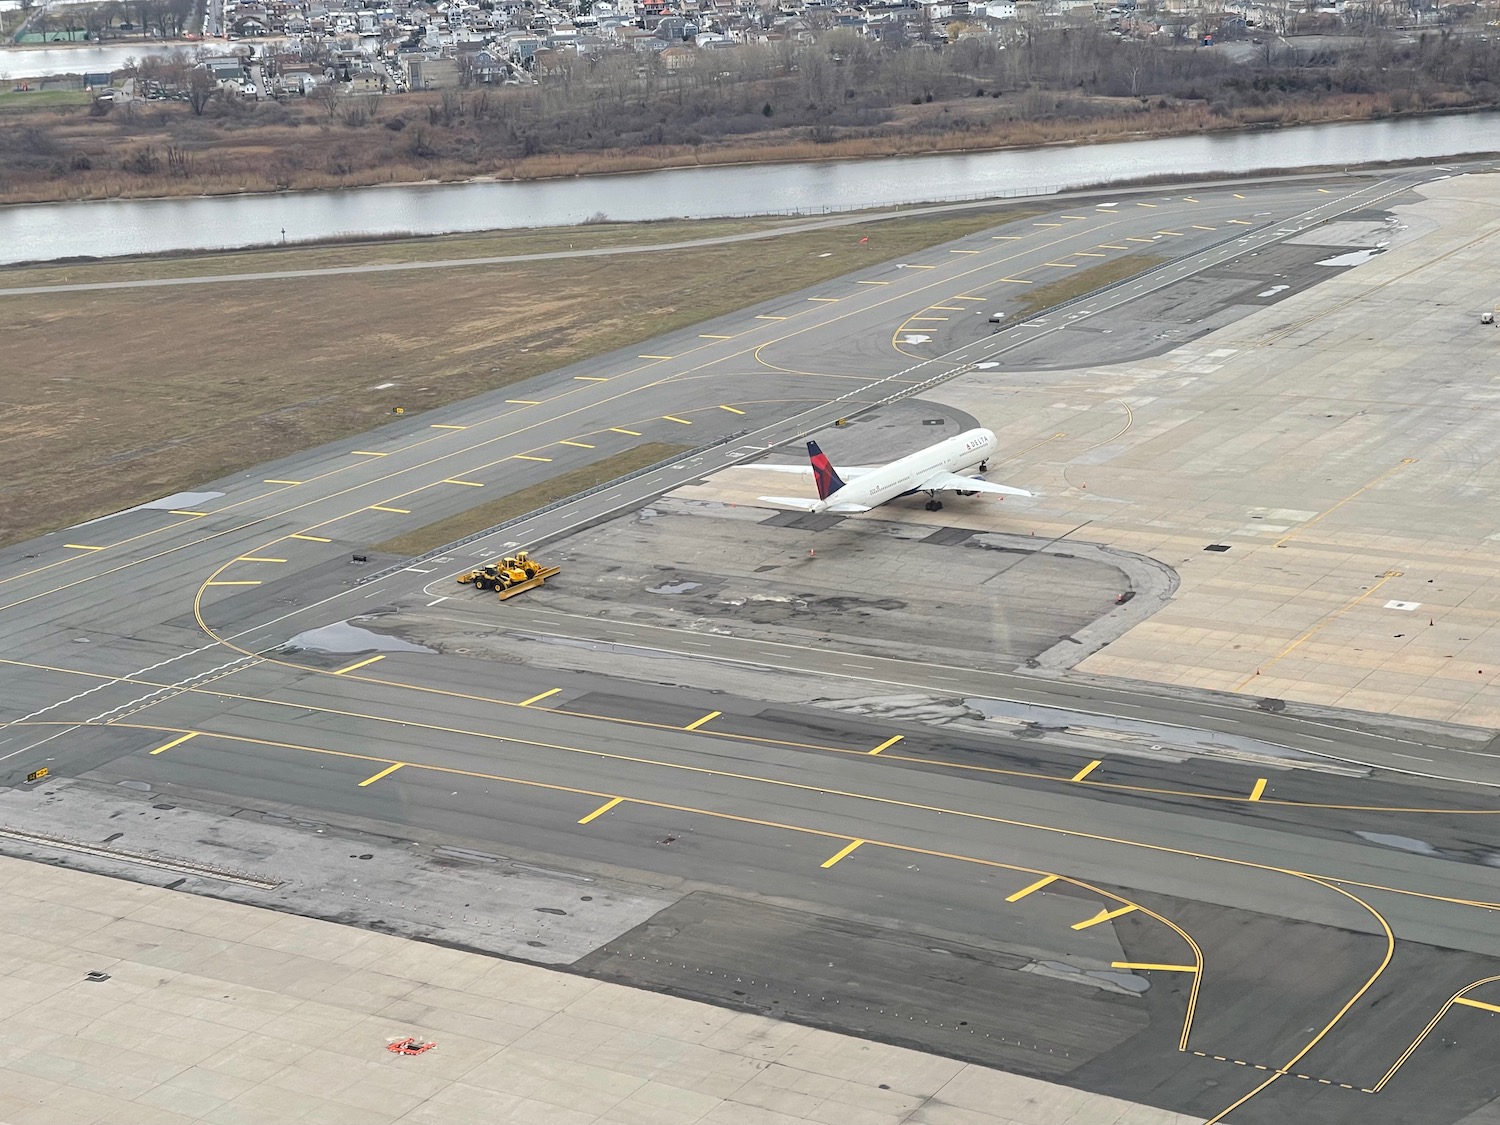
685 710 721 731
1006 875 1057 903
64 544 105 552
1229 219 1253 225
512 455 552 463
868 735 903 756
238 556 286 564
170 510 208 517
369 505 410 514
821 840 865 868
1072 760 1102 782
663 415 692 425
809 297 840 302
575 375 609 382
1114 962 1199 973
333 655 385 676
578 796 624 825
429 424 466 430
718 405 746 415
290 534 331 542
611 427 641 436
519 688 561 707
1455 997 1500 1014
506 399 542 405
1073 904 1138 930
1192 224 1217 231
857 280 890 285
264 478 304 484
560 440 595 448
755 315 788 320
204 580 261 587
1250 778 1268 801
700 333 734 339
149 732 198 756
443 479 484 488
351 450 388 457
358 762 405 787
638 354 674 360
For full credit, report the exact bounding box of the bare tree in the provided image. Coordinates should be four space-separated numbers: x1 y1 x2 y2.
315 80 341 119
186 66 217 113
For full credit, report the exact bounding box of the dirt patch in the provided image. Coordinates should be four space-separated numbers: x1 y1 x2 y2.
375 442 691 557
1015 254 1167 316
0 209 1010 547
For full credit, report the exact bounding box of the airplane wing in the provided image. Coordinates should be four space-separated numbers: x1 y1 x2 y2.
918 471 1033 498
743 464 877 479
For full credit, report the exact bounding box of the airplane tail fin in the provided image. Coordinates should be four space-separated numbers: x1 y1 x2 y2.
807 441 847 500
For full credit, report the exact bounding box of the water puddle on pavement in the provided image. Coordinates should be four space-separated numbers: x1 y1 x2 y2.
283 619 434 655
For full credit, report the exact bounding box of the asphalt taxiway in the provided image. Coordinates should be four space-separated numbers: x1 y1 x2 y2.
5 165 1500 1125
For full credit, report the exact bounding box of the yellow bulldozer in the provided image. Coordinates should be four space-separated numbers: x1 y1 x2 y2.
455 550 561 600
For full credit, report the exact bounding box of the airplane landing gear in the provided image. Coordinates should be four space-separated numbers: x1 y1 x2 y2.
925 498 944 512
978 460 989 473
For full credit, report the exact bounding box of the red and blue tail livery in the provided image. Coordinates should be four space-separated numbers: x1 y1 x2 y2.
807 441 847 500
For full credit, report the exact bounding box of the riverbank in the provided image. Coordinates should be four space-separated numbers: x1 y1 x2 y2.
0 86 1488 207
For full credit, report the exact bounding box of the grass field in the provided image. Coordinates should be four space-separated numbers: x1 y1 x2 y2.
1014 254 1167 315
0 207 1021 547
376 442 691 557
0 89 89 111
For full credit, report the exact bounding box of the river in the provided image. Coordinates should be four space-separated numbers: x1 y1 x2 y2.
2 112 1497 265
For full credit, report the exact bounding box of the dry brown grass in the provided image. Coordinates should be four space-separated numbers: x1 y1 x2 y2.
375 442 690 557
0 90 1448 205
0 209 1012 547
1014 254 1168 316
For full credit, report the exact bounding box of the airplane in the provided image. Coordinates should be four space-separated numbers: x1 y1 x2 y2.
751 427 1033 514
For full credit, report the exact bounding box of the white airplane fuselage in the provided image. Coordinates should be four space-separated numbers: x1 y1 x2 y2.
834 428 997 509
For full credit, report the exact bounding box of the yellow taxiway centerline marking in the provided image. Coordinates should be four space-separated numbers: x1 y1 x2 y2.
170 510 208 517
1318 188 1332 194
429 424 466 430
149 732 198 756
1192 224 1217 230
1229 219 1253 225
998 278 1033 285
952 296 986 301
575 376 609 382
64 544 105 551
1100 243 1128 249
1075 252 1107 258
264 478 304 484
1073 904 1139 930
755 315 788 320
638 355 674 360
809 297 840 302
443 479 484 487
700 333 734 339
238 557 286 564
204 580 261 586
290 534 331 542
1157 230 1184 236
1114 962 1199 973
1006 875 1058 902
578 796 624 824
506 399 542 405
718 405 746 415
352 450 388 457
1126 236 1157 243
512 455 552 463
358 762 405 787
1033 222 1063 228
663 415 692 425
857 280 891 284
369 505 410 514
903 264 936 270
333 655 385 676
992 235 1023 240
1234 192 1246 198
611 427 641 436
1455 997 1500 1014
518 688 561 707
1043 262 1077 268
1250 778 1268 801
560 440 595 448
685 710 721 731
949 249 981 254
931 305 964 310
1136 202 1158 208
1072 760 1102 782
821 840 865 868
868 735 903 756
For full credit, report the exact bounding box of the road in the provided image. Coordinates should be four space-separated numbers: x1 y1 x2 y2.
4 167 1500 1124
